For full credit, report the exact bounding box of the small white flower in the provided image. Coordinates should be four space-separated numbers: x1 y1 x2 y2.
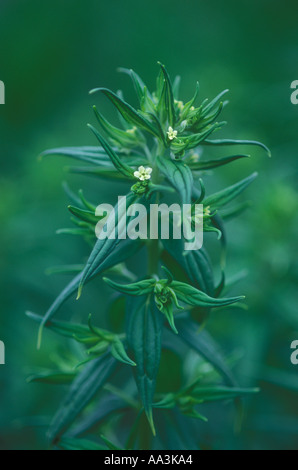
167 126 178 141
204 206 211 217
126 126 137 134
189 153 200 163
134 166 153 181
174 100 184 112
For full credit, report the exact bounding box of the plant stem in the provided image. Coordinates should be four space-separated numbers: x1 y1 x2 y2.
147 174 160 276
148 237 159 276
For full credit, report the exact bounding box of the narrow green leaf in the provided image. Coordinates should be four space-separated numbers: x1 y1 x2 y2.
126 296 164 435
161 303 178 335
162 236 215 296
104 277 155 296
77 192 139 299
68 205 103 225
40 146 110 165
36 234 143 348
48 354 116 442
180 82 199 121
27 372 77 385
158 62 176 126
189 385 259 403
157 155 193 204
189 155 250 171
204 172 258 209
89 88 160 138
200 89 229 117
118 67 148 103
111 338 136 367
204 138 271 157
26 311 111 344
67 166 130 181
171 280 244 308
93 105 144 148
88 124 134 178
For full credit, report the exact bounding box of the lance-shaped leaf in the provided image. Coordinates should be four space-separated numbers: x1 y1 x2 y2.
40 146 111 165
68 205 104 225
37 233 143 348
156 155 193 204
26 311 113 344
48 354 117 442
89 87 160 138
162 236 215 296
157 62 176 127
27 372 77 385
170 280 244 308
200 89 229 118
181 385 259 404
203 172 258 209
77 192 140 299
28 312 135 367
196 101 224 131
67 166 131 181
103 277 155 296
174 318 237 386
88 124 134 178
118 67 149 104
126 296 164 435
93 105 144 148
189 154 250 171
170 122 224 153
110 338 136 367
180 82 200 121
203 138 271 157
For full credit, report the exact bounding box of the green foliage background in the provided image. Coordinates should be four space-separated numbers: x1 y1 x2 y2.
0 0 297 450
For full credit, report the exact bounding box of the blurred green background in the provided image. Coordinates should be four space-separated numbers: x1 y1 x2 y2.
0 0 297 450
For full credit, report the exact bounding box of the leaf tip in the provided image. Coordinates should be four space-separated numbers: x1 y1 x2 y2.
76 285 83 300
37 323 44 350
146 410 156 436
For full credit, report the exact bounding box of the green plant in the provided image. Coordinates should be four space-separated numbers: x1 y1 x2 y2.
28 63 269 450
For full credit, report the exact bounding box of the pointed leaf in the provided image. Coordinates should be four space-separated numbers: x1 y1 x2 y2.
157 155 193 204
89 88 160 138
204 138 271 157
37 234 143 348
27 372 77 385
189 155 250 171
77 193 139 298
104 277 155 296
158 62 176 126
126 296 164 435
110 338 136 367
171 280 244 308
48 354 116 442
204 172 258 209
88 124 134 178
